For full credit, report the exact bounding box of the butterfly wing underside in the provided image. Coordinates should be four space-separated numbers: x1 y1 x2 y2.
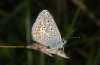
32 10 62 48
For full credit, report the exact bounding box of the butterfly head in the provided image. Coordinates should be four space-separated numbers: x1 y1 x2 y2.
60 38 67 48
62 38 67 44
53 38 67 49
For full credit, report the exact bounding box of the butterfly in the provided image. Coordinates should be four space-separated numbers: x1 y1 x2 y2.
31 10 66 49
27 10 69 58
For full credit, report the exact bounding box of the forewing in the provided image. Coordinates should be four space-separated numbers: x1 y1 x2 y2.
32 10 61 48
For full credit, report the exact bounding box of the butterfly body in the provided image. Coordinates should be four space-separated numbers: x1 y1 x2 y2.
32 10 66 48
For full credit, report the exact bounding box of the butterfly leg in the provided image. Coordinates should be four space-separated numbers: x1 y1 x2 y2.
50 48 59 54
62 46 64 52
59 46 64 52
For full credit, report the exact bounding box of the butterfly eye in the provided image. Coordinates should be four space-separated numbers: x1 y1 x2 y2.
50 21 52 22
63 40 64 43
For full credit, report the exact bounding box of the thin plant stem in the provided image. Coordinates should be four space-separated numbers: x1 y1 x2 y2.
64 0 84 39
0 46 26 48
71 0 84 27
71 5 81 27
24 0 32 64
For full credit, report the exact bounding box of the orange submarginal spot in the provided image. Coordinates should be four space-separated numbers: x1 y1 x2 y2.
36 24 41 40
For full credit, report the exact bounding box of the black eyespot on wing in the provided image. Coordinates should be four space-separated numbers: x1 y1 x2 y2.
51 28 52 30
47 46 50 49
47 21 49 22
53 34 56 36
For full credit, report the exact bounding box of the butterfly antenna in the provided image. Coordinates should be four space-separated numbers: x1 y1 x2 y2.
70 37 80 38
65 36 80 40
64 29 76 39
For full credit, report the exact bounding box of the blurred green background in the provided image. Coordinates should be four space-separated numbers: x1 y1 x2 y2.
0 0 100 65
